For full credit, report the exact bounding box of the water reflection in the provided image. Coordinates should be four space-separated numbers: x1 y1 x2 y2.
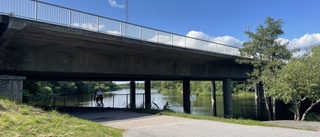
104 89 258 120
52 89 258 120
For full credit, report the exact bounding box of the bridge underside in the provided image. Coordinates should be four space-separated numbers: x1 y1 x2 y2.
0 16 251 81
0 15 252 117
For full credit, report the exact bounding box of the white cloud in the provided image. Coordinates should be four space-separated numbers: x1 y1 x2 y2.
212 36 243 48
109 0 125 8
146 30 242 55
186 30 244 48
279 33 320 56
71 23 105 31
185 31 320 55
107 30 121 35
287 33 320 49
186 31 211 41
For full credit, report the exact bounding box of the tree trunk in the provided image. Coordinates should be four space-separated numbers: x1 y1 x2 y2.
256 82 270 120
264 95 271 120
295 102 301 121
272 98 276 120
301 99 320 121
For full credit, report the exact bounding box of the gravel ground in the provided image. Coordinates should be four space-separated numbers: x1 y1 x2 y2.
265 120 320 131
69 109 320 137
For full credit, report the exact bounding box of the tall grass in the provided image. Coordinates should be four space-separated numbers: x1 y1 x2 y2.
0 98 123 137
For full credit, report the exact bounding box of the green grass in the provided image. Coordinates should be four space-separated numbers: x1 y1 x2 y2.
0 98 123 137
134 108 273 126
160 111 274 126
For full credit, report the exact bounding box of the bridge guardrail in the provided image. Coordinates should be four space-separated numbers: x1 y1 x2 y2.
0 0 240 56
34 93 146 108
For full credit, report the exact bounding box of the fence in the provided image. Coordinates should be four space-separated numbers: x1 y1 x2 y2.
0 0 240 56
36 93 146 108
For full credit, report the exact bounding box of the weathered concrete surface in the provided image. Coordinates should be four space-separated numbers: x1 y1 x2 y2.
68 109 320 137
0 75 25 101
0 16 252 81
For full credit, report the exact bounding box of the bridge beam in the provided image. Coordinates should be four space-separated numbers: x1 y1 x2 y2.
130 81 136 109
183 79 191 114
211 81 217 116
0 75 25 102
144 80 151 109
223 78 233 118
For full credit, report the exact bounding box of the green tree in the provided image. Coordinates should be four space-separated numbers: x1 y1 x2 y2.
265 46 320 121
237 17 294 120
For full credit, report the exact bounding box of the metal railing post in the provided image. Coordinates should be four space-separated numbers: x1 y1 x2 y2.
185 37 187 48
120 22 123 36
156 31 159 43
34 0 38 20
126 94 128 108
113 94 115 108
69 10 71 27
171 34 173 45
81 96 84 107
139 27 142 40
97 16 99 32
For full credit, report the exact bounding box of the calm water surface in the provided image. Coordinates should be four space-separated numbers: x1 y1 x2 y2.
55 89 258 120
102 89 258 119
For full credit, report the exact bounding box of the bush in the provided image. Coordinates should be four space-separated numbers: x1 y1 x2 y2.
305 112 320 121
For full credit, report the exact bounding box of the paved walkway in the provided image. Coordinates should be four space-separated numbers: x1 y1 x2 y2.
67 109 320 137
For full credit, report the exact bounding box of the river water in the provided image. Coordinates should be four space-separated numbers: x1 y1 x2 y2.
54 89 258 120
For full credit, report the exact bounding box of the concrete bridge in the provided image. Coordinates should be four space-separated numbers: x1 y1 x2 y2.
0 0 251 118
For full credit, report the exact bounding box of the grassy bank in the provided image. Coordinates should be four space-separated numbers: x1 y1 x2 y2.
161 111 272 126
0 98 123 137
134 109 273 126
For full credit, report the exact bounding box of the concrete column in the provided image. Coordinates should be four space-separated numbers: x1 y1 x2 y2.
211 81 217 116
130 81 136 109
183 79 190 114
0 75 25 102
223 78 233 118
144 80 151 109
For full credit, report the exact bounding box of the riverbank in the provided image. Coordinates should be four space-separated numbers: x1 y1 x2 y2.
133 109 319 131
0 99 123 136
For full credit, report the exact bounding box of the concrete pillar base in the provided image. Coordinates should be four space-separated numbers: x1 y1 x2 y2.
211 81 217 116
223 78 233 118
130 81 136 109
145 80 151 109
183 79 190 114
0 75 25 102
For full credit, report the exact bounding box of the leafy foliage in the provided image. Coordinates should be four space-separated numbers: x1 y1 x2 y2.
237 17 293 84
151 81 252 96
23 81 119 103
237 17 296 120
265 46 320 120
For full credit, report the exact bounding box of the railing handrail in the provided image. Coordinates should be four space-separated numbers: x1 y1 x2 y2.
0 0 240 56
27 0 234 48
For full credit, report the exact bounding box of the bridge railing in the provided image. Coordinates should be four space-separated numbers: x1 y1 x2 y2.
0 0 240 56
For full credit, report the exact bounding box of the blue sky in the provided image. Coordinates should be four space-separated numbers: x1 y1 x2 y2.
39 0 320 50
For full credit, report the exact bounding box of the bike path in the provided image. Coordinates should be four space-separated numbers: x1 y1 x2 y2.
67 109 320 137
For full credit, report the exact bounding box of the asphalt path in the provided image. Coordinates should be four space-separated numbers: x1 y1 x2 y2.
67 109 320 137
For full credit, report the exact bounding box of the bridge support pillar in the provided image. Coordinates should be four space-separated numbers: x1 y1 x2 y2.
183 79 190 114
144 80 151 109
130 81 136 109
0 75 25 102
211 81 217 116
223 78 233 118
